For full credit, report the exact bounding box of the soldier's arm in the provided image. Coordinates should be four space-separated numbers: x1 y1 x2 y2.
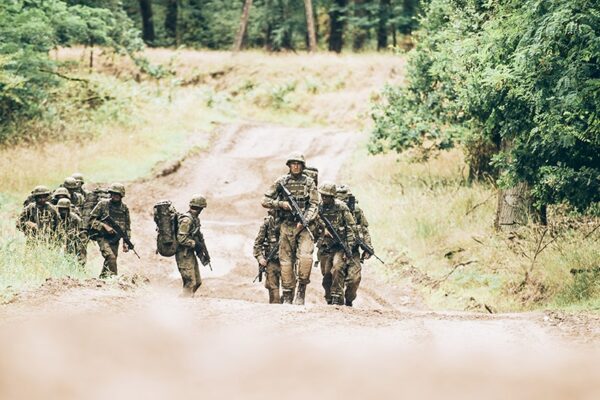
89 202 107 231
252 221 268 263
124 206 132 240
261 178 288 210
358 208 373 248
303 179 320 223
343 208 357 248
16 206 31 232
176 217 196 248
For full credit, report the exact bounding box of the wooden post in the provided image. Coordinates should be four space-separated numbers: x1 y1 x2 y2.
233 0 253 52
304 0 317 52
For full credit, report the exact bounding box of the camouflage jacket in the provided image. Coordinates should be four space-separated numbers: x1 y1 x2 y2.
56 213 83 250
252 215 280 263
315 199 357 252
177 212 205 249
89 199 131 242
262 173 319 224
16 203 59 237
352 205 373 249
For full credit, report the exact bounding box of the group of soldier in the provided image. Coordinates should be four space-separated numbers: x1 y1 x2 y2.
254 152 373 307
17 175 132 278
16 151 373 307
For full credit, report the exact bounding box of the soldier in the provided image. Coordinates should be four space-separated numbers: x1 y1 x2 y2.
253 210 282 304
71 173 91 266
63 177 84 212
315 182 357 306
51 187 81 216
262 152 319 305
337 184 373 307
16 185 59 243
55 198 84 264
175 195 210 297
89 183 131 278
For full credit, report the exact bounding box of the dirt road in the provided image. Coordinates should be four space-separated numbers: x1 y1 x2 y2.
1 124 599 399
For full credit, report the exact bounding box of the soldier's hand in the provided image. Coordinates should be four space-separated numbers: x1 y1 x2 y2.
123 242 129 252
103 223 115 234
259 258 267 267
296 222 303 231
363 251 372 260
26 221 38 230
280 202 292 211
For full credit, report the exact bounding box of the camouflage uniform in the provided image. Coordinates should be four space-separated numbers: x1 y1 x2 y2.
252 213 281 304
337 185 373 306
63 177 84 213
71 173 92 266
16 186 59 244
55 199 84 264
89 184 131 278
51 187 81 217
176 195 209 297
262 152 319 304
315 183 356 306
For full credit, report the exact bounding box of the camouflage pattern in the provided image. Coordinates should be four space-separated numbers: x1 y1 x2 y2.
189 195 207 208
89 198 131 277
176 212 204 296
52 187 82 217
253 214 281 303
108 183 126 197
56 200 84 264
262 171 319 300
285 152 306 166
16 202 59 242
315 199 357 305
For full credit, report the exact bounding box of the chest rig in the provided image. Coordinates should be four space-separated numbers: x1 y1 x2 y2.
279 174 310 222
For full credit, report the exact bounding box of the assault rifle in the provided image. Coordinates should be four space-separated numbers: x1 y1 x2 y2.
192 228 212 270
101 215 140 259
279 183 315 241
356 237 385 264
253 243 279 283
318 210 360 269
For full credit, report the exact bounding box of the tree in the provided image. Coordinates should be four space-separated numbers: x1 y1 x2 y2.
377 0 390 50
233 0 253 51
138 0 155 44
304 0 317 52
164 0 178 44
328 0 348 52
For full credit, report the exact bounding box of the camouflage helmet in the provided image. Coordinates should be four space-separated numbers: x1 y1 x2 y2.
71 173 84 183
318 181 337 197
336 184 349 201
189 194 207 209
286 152 306 167
32 185 52 197
64 177 78 189
108 183 126 197
53 187 70 198
56 198 72 209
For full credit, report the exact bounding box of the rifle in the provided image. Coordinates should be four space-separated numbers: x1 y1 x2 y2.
253 243 279 283
318 210 360 269
356 236 386 264
101 215 140 259
279 183 315 241
192 228 212 270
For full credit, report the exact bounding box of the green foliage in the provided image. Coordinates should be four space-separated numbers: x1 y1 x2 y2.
0 0 143 138
371 0 600 212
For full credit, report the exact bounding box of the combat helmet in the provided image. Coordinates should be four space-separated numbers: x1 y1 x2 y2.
189 195 207 209
336 184 349 202
64 177 78 190
108 183 126 197
53 187 70 199
57 198 72 209
286 152 306 167
32 185 52 197
318 181 337 197
72 173 84 184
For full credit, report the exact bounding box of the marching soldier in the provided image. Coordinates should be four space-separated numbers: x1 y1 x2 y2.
253 210 282 304
315 182 357 306
17 185 59 244
71 173 91 266
337 185 374 306
89 183 131 278
262 152 319 305
63 177 84 212
55 198 84 264
176 195 210 297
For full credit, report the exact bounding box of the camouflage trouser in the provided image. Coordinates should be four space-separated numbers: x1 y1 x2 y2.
345 252 362 303
97 238 119 278
175 247 201 296
78 233 89 267
264 260 281 291
319 249 346 302
278 223 314 291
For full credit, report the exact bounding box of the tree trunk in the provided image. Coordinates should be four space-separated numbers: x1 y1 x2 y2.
233 0 253 52
398 0 418 35
328 0 348 53
139 0 155 44
377 0 390 50
352 0 368 51
165 0 178 44
303 0 317 52
495 182 530 231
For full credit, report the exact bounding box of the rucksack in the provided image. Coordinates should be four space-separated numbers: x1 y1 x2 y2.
153 200 179 257
81 188 111 228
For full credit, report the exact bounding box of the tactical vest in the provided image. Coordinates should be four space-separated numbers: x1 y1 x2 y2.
279 174 311 221
319 201 350 247
28 204 57 233
56 214 81 242
107 201 129 233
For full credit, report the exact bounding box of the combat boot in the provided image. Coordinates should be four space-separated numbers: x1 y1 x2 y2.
269 289 281 304
345 299 353 307
331 295 342 306
294 284 306 305
282 290 293 304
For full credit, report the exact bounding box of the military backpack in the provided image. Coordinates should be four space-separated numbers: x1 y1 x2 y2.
153 200 180 257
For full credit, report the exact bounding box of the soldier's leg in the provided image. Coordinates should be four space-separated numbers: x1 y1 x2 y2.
278 224 296 303
78 234 88 267
176 249 199 297
330 251 347 305
97 239 117 278
294 229 314 305
265 260 281 304
344 253 362 306
319 252 333 304
192 256 202 294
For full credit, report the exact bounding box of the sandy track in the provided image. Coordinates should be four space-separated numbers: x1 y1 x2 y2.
1 124 599 399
